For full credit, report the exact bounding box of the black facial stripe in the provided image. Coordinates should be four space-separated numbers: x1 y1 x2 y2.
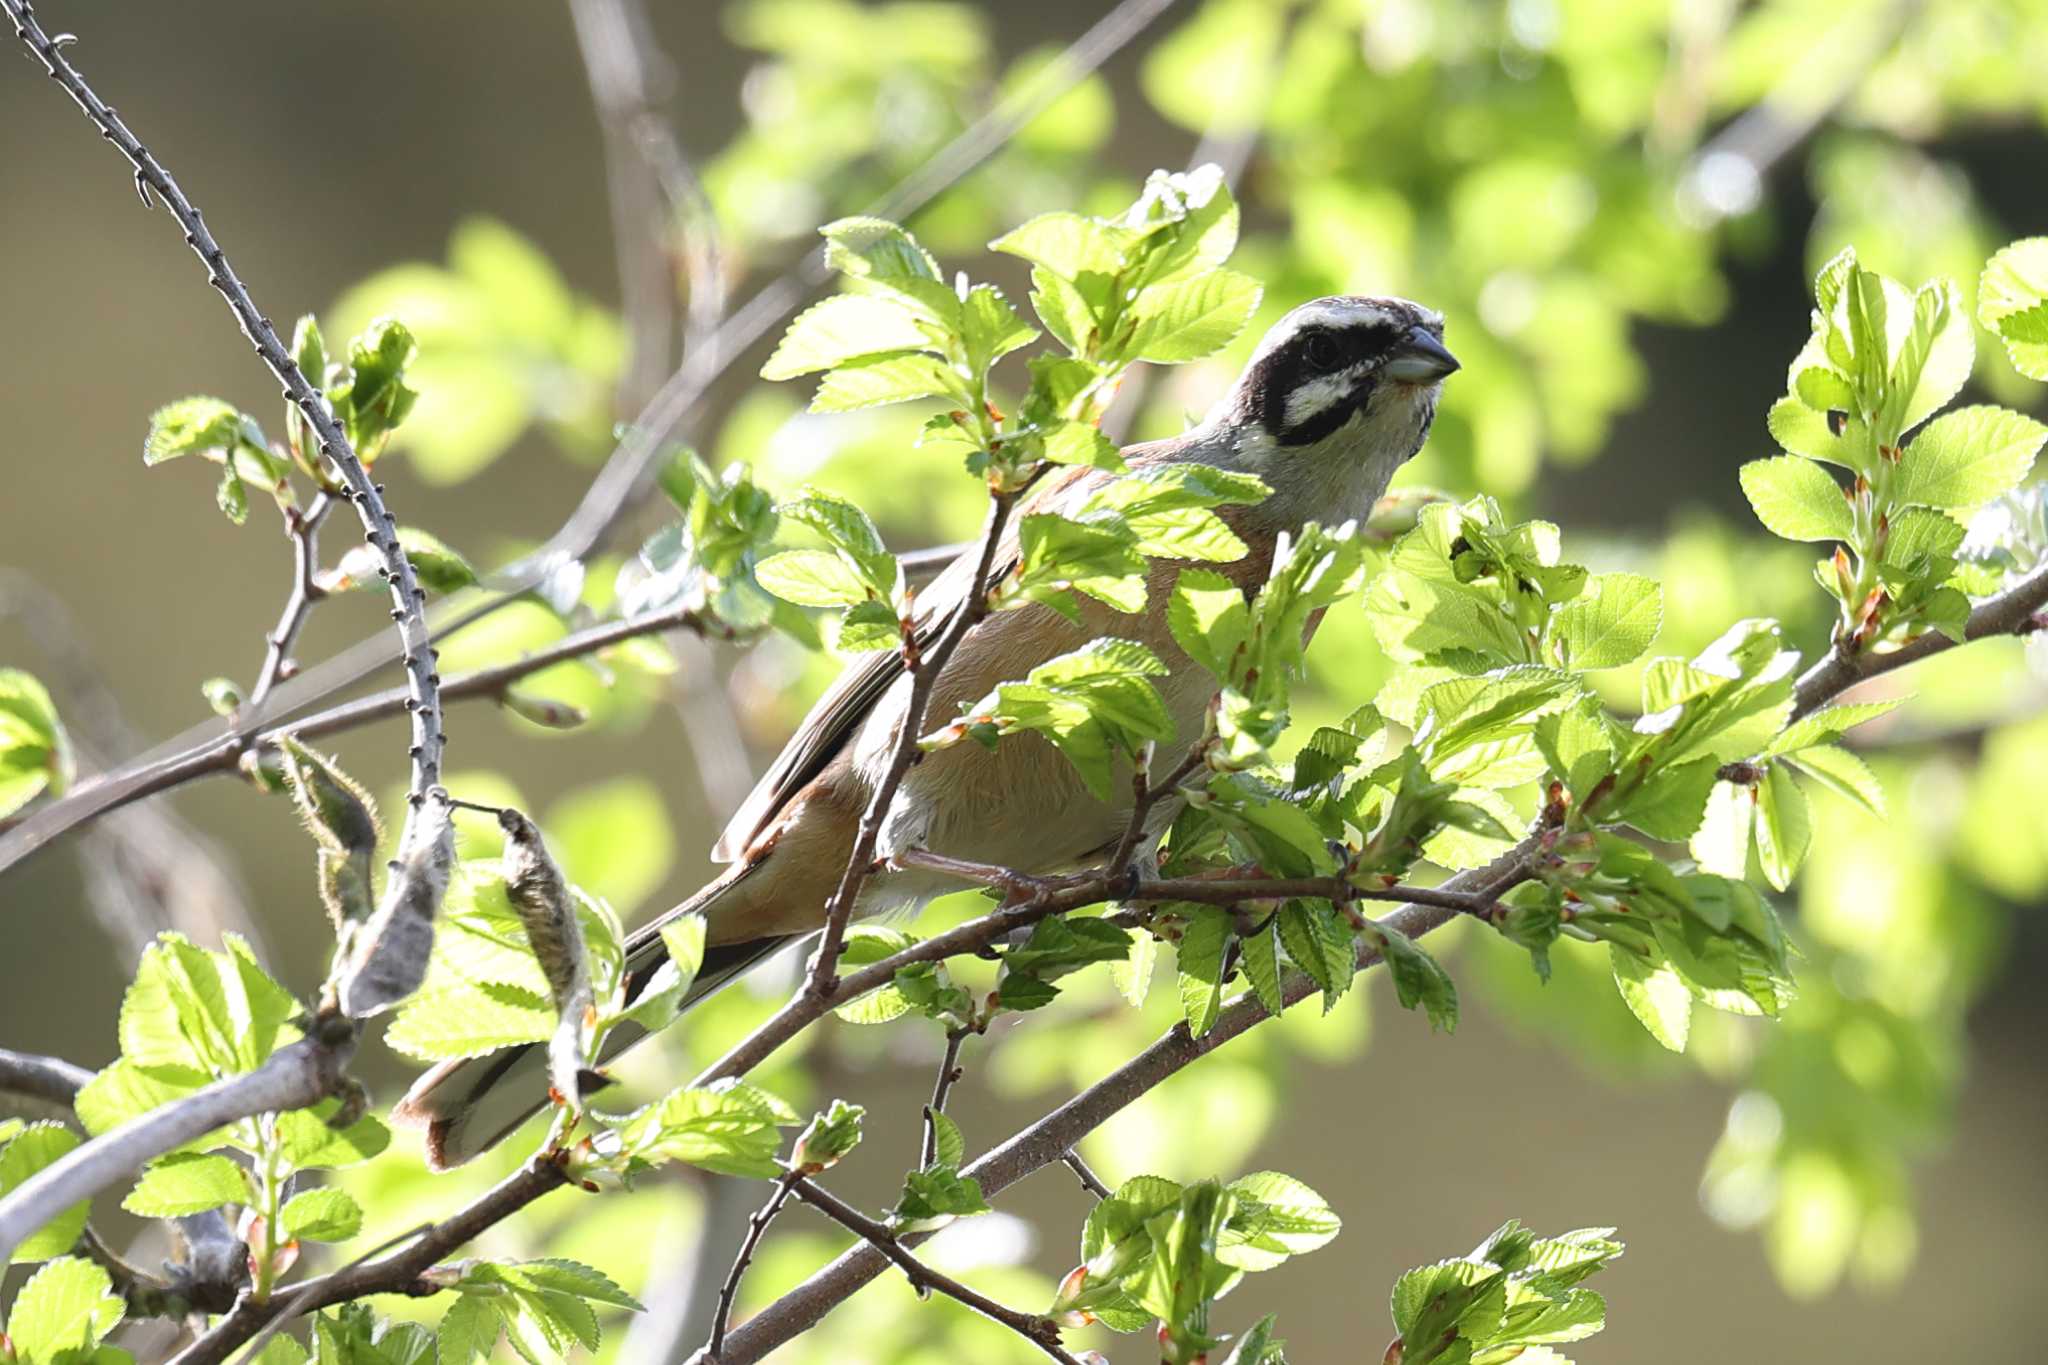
1251 320 1400 443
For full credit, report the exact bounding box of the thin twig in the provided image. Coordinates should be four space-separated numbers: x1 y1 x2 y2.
4 1 443 831
248 492 332 711
919 1029 970 1172
704 1173 801 1360
0 1046 94 1109
780 1179 1085 1365
805 490 1018 995
1060 1151 1112 1202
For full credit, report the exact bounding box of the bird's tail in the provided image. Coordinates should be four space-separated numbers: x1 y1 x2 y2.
392 862 801 1171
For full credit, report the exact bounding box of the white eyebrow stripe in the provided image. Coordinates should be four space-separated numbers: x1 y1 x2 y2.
1283 361 1372 427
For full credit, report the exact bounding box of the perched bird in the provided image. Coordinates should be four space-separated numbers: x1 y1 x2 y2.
396 295 1458 1167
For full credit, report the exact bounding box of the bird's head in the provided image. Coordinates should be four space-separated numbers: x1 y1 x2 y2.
1205 295 1457 521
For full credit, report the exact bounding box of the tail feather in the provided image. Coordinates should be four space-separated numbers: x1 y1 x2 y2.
393 866 804 1170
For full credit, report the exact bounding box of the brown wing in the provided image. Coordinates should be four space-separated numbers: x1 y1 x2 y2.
708 462 1116 864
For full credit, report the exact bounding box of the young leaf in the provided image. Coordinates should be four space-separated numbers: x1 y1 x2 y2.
1176 908 1231 1038
1894 405 2047 509
3 1257 125 1363
1738 456 1852 542
0 1125 88 1261
143 397 244 464
1978 237 2048 380
120 1152 248 1219
759 293 932 380
1753 762 1812 891
1547 573 1661 669
0 668 70 819
1611 946 1690 1052
790 1100 865 1174
1125 269 1263 363
280 1186 365 1243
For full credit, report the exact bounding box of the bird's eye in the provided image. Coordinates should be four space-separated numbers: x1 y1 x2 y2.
1302 334 1342 372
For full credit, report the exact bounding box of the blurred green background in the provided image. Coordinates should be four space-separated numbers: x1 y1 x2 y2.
4 0 2047 1360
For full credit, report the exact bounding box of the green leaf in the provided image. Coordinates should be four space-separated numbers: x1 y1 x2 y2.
1977 237 2048 380
812 352 965 412
338 317 420 460
1125 269 1262 363
3 1257 124 1363
961 283 1037 374
437 1294 500 1365
1739 456 1852 541
820 216 943 283
1176 908 1230 1038
1783 743 1885 816
928 1111 966 1171
1612 755 1720 842
1893 279 1974 434
394 527 477 593
1278 901 1353 1010
755 549 873 608
0 1124 87 1261
1894 405 2046 508
1754 762 1811 891
281 1186 365 1242
1762 698 1902 756
1611 946 1690 1052
120 1152 247 1219
1222 1170 1341 1269
1373 923 1457 1031
0 670 68 820
891 1165 991 1232
1176 569 1254 683
760 293 932 380
274 1103 390 1170
1548 573 1661 669
1238 921 1284 1015
607 1079 798 1179
143 397 244 464
200 677 243 717
990 211 1129 281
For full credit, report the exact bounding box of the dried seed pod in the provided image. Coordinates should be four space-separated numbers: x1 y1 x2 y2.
497 806 593 1107
336 788 453 1018
277 737 382 933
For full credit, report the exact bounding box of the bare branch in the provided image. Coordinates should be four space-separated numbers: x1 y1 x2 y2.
0 1046 93 1111
248 492 334 711
704 1173 802 1360
919 1029 970 1172
778 1179 1086 1365
1059 1151 1112 1202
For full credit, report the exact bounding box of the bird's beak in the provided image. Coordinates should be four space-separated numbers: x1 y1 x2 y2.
1384 327 1460 383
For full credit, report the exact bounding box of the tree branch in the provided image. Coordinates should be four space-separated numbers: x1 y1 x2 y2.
779 1179 1085 1365
4 1 444 835
1789 561 2048 719
703 1172 801 1360
0 1027 355 1265
1059 1151 1112 1201
248 492 333 711
0 1046 94 1112
920 1029 970 1172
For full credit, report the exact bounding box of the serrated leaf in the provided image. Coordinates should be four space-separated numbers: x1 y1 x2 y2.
1238 921 1284 1015
1754 762 1812 891
143 397 243 464
760 293 932 380
990 211 1129 281
4 1257 124 1362
1783 744 1885 815
1176 908 1230 1037
1762 698 1902 755
1978 237 2048 380
1126 269 1262 363
1611 946 1690 1051
280 1186 364 1242
1548 573 1661 669
437 1292 501 1365
1894 405 2045 508
1767 396 1849 466
0 1124 87 1261
1375 922 1457 1031
120 1152 247 1219
1739 456 1852 541
812 351 964 412
755 549 873 608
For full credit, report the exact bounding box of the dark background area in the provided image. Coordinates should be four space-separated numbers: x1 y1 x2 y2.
3 3 2045 1361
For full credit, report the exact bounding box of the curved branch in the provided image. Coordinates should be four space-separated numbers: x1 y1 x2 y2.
0 1046 93 1110
4 1 444 832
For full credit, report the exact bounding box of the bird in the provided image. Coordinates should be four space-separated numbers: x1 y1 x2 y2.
395 294 1459 1168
